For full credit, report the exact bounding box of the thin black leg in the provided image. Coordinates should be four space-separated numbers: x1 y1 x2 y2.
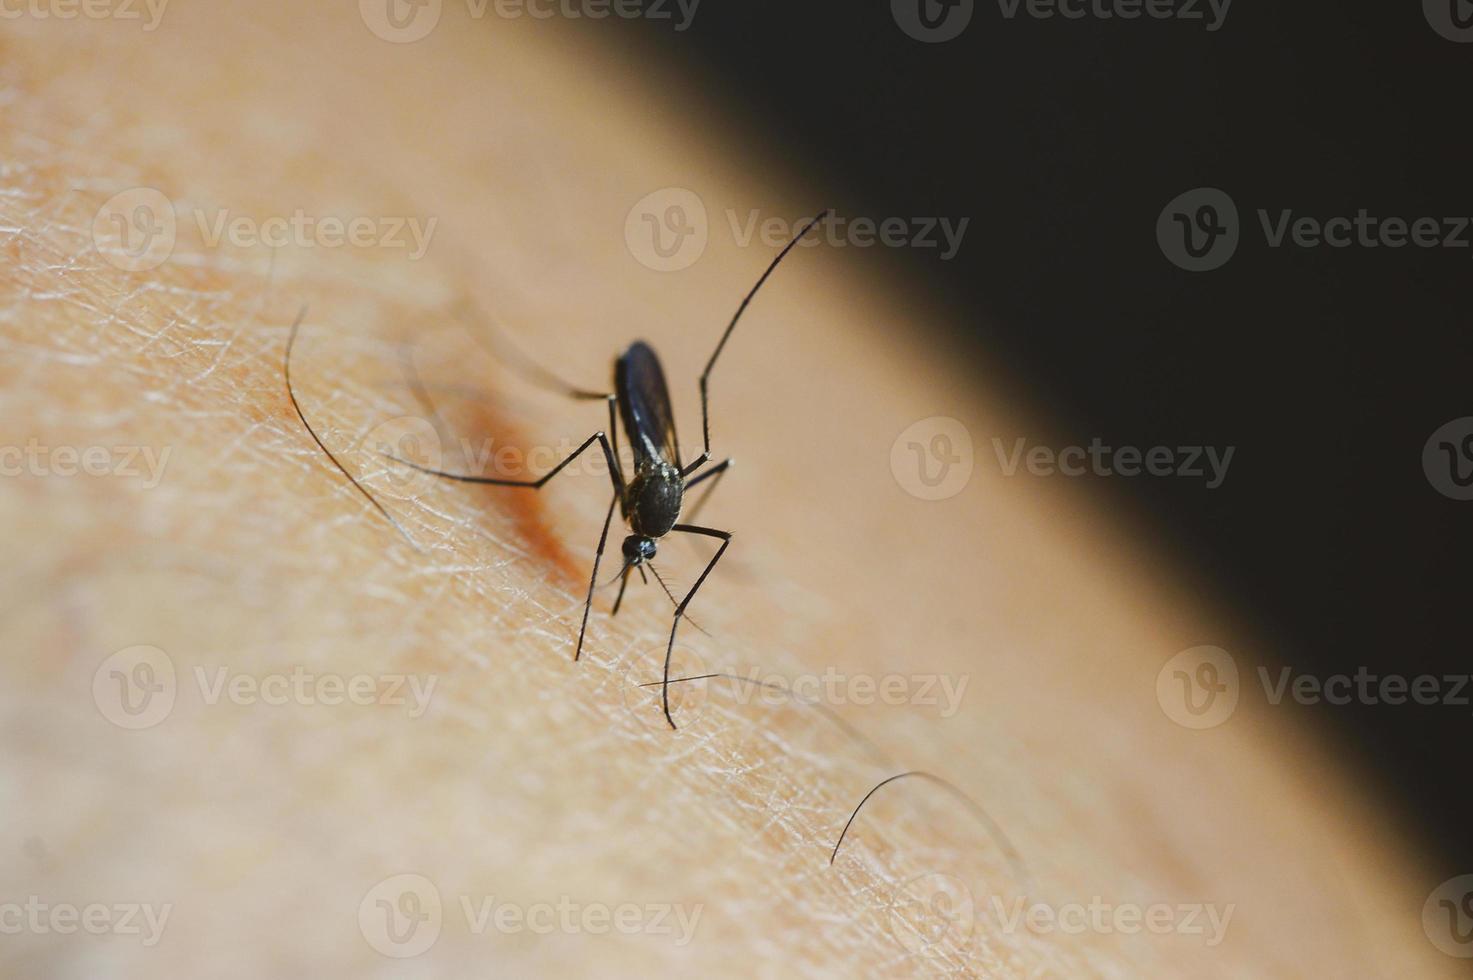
660 523 733 730
385 431 624 659
576 490 619 660
605 395 624 488
386 430 622 494
682 457 732 526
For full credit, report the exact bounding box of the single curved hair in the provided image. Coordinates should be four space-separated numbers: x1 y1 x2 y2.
828 771 1032 894
283 306 419 550
640 672 890 764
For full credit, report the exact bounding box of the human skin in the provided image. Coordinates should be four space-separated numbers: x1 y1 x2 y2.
0 3 1462 977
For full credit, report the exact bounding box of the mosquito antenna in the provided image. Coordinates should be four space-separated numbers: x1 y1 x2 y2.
640 673 889 764
601 556 635 590
827 771 1031 894
698 209 831 458
284 307 419 549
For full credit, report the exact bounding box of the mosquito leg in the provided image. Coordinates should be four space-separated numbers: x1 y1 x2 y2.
605 395 625 488
659 523 732 730
682 457 732 526
575 490 619 660
385 429 622 495
385 431 623 659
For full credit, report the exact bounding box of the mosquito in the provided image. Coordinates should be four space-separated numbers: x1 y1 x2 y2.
386 210 830 729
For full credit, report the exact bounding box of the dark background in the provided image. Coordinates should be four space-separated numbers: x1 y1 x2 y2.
604 2 1470 875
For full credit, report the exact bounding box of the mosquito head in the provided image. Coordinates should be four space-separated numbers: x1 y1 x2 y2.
622 534 658 565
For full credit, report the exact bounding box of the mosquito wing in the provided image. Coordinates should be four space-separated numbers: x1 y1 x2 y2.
615 340 680 468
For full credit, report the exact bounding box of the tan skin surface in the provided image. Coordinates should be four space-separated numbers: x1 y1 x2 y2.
0 4 1463 977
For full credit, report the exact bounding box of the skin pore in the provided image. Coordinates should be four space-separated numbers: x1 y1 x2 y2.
0 4 1460 976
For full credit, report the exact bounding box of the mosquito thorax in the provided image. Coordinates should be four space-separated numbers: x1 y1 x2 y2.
624 460 683 538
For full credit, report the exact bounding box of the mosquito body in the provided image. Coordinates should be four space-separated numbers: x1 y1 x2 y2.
386 210 830 728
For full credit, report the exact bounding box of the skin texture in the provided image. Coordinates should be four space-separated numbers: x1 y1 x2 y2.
0 4 1462 977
